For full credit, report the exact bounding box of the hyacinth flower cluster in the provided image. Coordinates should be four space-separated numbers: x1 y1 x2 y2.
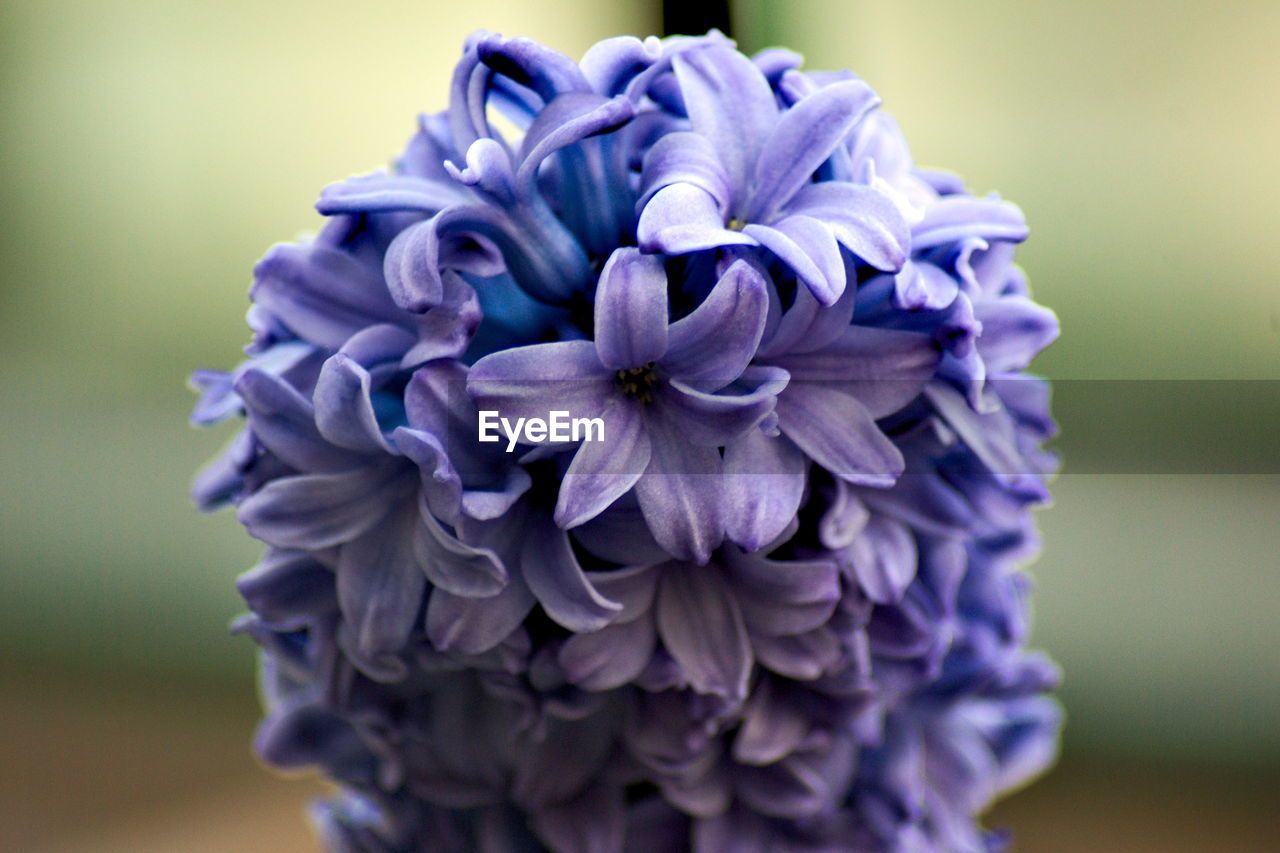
193 31 1062 852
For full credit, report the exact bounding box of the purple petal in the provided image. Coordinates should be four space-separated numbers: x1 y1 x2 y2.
662 260 769 390
313 353 395 455
751 627 842 680
476 33 590 102
426 576 535 655
593 248 669 369
974 297 1060 373
316 172 468 215
656 565 752 700
237 464 413 550
743 215 845 306
912 196 1028 250
556 400 651 529
636 183 753 255
723 551 840 637
531 784 626 853
786 182 910 271
775 386 904 487
672 44 779 207
722 430 807 552
414 495 508 598
579 35 662 96
251 243 403 350
558 614 657 691
894 259 960 311
661 366 787 447
842 514 917 604
571 498 672 566
236 549 336 629
733 678 810 765
583 564 661 622
337 504 426 679
516 93 634 187
818 478 870 549
383 206 506 313
758 280 855 360
400 272 482 367
637 131 733 213
468 340 613 423
634 415 725 564
235 369 363 473
748 79 880 221
773 325 938 418
519 514 623 632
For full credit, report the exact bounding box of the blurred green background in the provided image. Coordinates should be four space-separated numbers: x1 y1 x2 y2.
1 1 1276 850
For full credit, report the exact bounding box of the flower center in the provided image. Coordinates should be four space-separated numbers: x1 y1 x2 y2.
616 362 658 404
727 216 746 231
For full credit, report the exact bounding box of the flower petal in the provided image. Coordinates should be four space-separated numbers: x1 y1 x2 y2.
636 183 753 255
748 79 880 222
912 196 1028 251
593 248 669 369
662 259 769 390
637 131 733 213
634 415 725 564
786 182 910 272
775 385 904 487
555 400 651 529
842 514 918 604
656 565 752 701
237 464 412 550
743 215 845 306
235 369 363 473
519 513 623 633
426 576 535 655
722 429 807 552
469 340 613 424
558 614 657 691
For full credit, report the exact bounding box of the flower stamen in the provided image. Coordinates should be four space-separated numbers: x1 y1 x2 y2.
616 362 658 403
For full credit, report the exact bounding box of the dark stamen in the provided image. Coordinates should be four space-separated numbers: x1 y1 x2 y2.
616 362 658 404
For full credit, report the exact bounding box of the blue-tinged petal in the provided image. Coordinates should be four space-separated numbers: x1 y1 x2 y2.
662 260 769 390
316 173 468 215
558 614 657 691
519 514 622 632
775 385 904 487
313 353 396 456
336 503 426 680
445 137 519 206
515 93 634 189
661 366 787 446
818 478 870 549
634 415 725 564
191 429 253 511
254 697 361 771
571 499 671 567
747 79 880 222
476 33 591 102
786 182 910 271
656 564 752 701
758 280 855 360
469 340 613 423
912 196 1028 250
556 400 651 529
392 426 464 523
895 259 960 311
237 463 413 550
579 35 662 96
425 575 535 655
637 131 733 213
636 183 753 255
236 549 336 629
974 297 1060 373
251 243 404 350
672 44 779 207
593 248 669 369
400 272 482 367
723 548 840 636
743 215 845 306
773 326 937 419
723 429 807 552
235 369 364 473
924 382 1024 478
413 494 508 598
382 207 507 313
841 514 917 604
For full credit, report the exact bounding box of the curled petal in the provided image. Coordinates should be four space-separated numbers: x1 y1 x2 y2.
593 248 669 369
656 565 752 701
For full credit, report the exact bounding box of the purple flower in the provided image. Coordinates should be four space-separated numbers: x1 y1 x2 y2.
194 30 1061 853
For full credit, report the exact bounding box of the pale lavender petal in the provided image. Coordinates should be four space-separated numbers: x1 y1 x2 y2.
842 514 917 604
593 248 669 369
818 478 870 549
237 464 412 550
413 495 508 598
786 182 910 271
672 44 779 205
634 416 724 564
895 259 960 311
774 326 938 418
662 260 769 389
752 626 842 680
519 516 622 632
383 206 506 313
516 93 633 187
556 401 651 529
656 565 752 700
733 678 811 765
724 551 840 638
579 35 661 96
571 499 671 567
758 280 855 360
236 549 336 629
316 172 468 215
313 353 395 455
235 369 363 473
469 340 612 424
722 429 807 552
743 215 845 306
776 386 904 487
661 367 787 447
748 79 880 222
636 183 753 255
974 297 1060 373
637 131 733 213
582 563 661 623
912 196 1028 250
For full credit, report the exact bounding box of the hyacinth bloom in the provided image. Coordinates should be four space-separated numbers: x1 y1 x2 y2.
194 30 1061 853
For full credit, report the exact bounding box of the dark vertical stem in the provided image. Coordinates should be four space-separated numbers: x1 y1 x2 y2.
662 0 733 38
